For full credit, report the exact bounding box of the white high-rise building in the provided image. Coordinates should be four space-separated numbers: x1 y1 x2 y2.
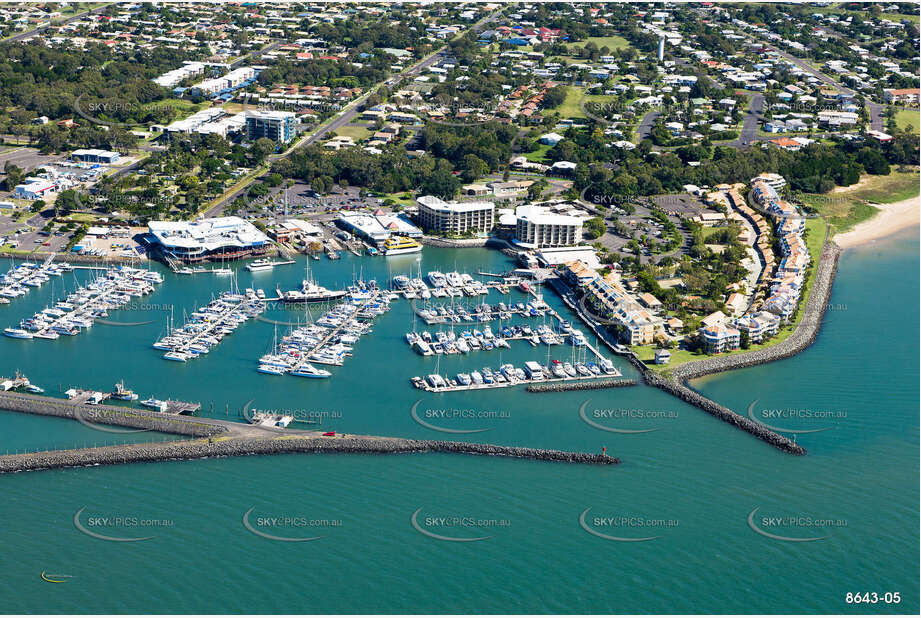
416 196 495 234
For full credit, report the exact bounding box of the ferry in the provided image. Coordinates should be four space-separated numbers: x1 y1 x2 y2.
381 236 422 256
245 259 275 272
3 327 33 339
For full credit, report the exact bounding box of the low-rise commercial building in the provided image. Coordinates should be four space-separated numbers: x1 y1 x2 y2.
147 216 270 263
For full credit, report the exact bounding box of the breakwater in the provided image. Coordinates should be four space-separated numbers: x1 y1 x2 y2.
0 391 617 473
0 391 224 438
626 241 842 455
527 378 637 393
0 436 617 474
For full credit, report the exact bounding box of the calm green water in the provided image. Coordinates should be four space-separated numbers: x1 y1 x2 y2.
0 234 917 614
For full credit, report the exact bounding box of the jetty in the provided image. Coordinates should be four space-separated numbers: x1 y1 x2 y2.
0 390 617 474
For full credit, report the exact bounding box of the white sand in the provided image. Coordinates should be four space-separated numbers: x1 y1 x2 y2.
834 195 920 248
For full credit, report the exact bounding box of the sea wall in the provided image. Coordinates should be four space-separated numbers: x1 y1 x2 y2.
0 436 618 474
0 251 141 265
527 379 637 393
0 392 222 437
420 236 490 248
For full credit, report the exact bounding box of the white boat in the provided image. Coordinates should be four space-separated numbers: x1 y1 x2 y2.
246 259 275 272
289 364 331 378
163 351 190 362
141 398 168 412
258 364 288 375
3 327 32 339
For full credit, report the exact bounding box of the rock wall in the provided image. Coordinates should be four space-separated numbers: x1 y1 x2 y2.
0 392 222 437
526 379 637 392
0 436 618 474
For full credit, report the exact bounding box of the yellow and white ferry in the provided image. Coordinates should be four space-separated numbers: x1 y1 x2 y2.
381 236 422 256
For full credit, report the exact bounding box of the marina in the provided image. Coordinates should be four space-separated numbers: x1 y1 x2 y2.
258 280 393 377
10 266 162 340
0 256 74 304
153 286 266 362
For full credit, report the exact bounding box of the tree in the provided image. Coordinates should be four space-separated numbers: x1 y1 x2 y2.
3 163 24 191
585 217 606 239
460 153 489 183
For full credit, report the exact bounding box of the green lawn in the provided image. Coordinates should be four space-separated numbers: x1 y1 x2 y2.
635 217 829 375
801 171 920 233
521 142 553 163
564 35 631 50
335 125 373 141
557 87 587 119
895 109 920 133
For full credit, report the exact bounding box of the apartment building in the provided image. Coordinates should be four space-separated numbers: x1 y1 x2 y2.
416 195 495 234
514 204 582 248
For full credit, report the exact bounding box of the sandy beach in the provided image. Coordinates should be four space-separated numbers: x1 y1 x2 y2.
834 195 920 248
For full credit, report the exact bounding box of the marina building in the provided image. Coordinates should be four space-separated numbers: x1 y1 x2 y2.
337 212 422 244
514 204 583 248
416 195 495 235
245 110 297 144
146 216 270 263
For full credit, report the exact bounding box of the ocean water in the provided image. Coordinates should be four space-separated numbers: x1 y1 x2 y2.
0 233 916 614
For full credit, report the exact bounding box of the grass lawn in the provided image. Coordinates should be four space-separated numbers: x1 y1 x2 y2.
801 171 920 233
894 109 920 133
144 98 207 117
565 35 631 50
521 142 553 163
335 125 373 141
635 217 828 376
381 192 415 207
556 87 587 119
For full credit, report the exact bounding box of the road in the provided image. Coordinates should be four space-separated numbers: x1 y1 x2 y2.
203 7 505 218
3 4 110 43
634 110 661 142
730 93 765 147
743 32 886 132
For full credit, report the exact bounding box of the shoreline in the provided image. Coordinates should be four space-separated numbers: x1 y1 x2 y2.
834 195 920 248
